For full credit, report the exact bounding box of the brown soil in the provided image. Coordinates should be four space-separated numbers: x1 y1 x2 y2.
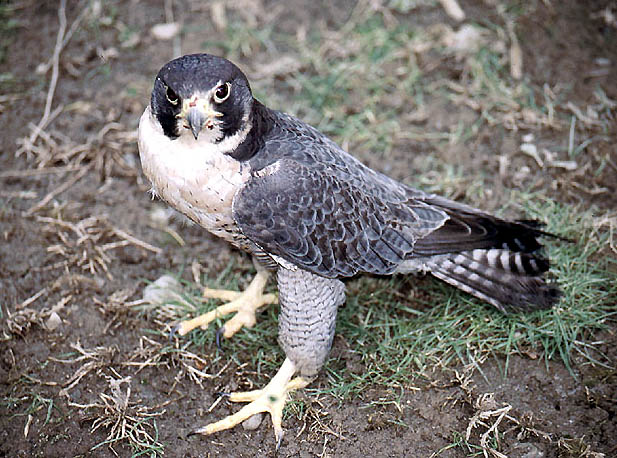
1 1 615 457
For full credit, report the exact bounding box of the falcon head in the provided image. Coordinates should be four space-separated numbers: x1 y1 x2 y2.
150 54 254 143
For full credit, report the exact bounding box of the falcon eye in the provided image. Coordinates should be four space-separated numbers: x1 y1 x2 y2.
165 85 179 105
213 82 231 104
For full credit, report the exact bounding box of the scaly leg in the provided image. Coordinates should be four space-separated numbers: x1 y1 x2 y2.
174 269 277 338
189 269 345 446
192 358 310 445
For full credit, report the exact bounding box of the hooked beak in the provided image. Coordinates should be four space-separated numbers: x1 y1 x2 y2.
180 97 223 140
186 107 207 140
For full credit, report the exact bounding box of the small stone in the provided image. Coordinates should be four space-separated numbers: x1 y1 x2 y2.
443 24 484 54
149 206 172 227
520 143 538 156
143 275 184 305
151 22 181 41
242 413 263 431
46 311 62 331
507 442 545 458
99 46 119 61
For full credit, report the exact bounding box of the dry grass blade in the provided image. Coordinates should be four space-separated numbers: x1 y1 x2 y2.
112 227 162 254
123 335 215 388
26 164 91 215
465 393 512 458
94 287 141 315
69 374 164 456
15 0 67 159
15 287 49 310
303 397 346 442
16 118 139 179
593 213 617 254
438 0 465 21
5 308 42 336
0 164 83 178
49 341 117 397
14 0 92 161
556 437 608 458
37 214 160 280
93 286 143 334
7 288 71 335
450 384 607 458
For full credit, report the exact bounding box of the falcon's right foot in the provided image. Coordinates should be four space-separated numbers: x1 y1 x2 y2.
173 270 277 339
191 357 309 447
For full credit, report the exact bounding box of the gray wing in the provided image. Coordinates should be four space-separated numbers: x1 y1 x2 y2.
232 157 448 278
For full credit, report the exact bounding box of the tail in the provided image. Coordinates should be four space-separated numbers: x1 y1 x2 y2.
426 248 561 312
407 194 564 312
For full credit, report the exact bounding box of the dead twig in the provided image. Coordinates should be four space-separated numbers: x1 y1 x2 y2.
36 0 91 75
16 0 67 158
0 164 84 178
438 0 465 21
26 163 91 215
15 287 49 310
112 227 162 254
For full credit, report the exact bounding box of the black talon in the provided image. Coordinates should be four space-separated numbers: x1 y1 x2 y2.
275 434 284 453
169 323 182 342
215 326 226 351
186 428 209 438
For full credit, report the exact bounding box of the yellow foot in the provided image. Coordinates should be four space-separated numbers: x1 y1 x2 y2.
173 270 277 339
192 358 309 446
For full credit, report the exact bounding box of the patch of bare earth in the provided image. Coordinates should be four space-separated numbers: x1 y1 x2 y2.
1 0 615 457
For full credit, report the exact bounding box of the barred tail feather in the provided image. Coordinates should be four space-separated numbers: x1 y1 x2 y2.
427 248 561 312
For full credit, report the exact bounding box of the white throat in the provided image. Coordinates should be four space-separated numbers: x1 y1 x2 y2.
138 105 252 171
137 105 252 241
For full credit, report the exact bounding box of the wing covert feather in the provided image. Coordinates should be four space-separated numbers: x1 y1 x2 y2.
233 158 448 278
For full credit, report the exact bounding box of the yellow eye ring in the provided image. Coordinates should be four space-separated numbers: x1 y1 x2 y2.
213 82 231 104
165 85 179 105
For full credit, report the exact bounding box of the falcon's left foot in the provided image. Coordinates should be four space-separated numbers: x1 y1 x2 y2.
192 358 309 446
173 270 277 339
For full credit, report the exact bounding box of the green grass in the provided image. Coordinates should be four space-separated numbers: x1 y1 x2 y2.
143 194 614 458
231 10 566 162
90 418 164 458
0 4 19 65
5 0 612 456
7 392 57 425
177 265 283 373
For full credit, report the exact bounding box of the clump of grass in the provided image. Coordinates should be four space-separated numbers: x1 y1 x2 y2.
70 374 165 457
241 8 566 162
5 392 59 439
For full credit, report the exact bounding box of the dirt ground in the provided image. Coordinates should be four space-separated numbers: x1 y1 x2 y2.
1 0 616 457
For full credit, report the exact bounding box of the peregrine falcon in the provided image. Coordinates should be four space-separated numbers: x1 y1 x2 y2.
138 53 560 445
